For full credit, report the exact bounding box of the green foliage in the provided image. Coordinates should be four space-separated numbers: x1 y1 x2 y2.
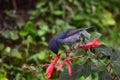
20 21 36 37
59 62 91 80
99 70 111 80
94 45 112 56
0 0 120 80
58 45 120 80
111 49 120 79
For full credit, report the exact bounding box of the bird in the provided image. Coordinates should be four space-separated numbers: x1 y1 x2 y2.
49 27 92 54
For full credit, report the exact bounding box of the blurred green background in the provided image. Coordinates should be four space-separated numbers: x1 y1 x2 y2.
0 0 120 80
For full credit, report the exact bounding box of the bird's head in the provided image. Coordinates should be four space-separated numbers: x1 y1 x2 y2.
49 39 59 54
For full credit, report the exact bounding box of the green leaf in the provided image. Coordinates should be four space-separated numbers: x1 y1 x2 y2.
52 10 64 15
101 11 116 26
5 46 11 53
0 30 11 39
38 51 46 60
37 22 49 36
82 62 92 78
37 30 45 36
85 75 92 80
11 49 22 59
10 31 19 40
30 66 36 70
0 43 4 51
79 76 85 80
27 54 38 61
56 19 64 25
4 10 17 18
59 62 91 80
20 21 34 37
26 36 33 43
19 29 28 37
99 70 111 80
94 45 112 56
111 49 120 78
73 14 87 21
91 59 106 71
90 32 102 40
36 1 45 9
81 30 91 40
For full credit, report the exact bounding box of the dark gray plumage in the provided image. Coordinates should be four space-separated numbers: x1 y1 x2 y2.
49 27 92 54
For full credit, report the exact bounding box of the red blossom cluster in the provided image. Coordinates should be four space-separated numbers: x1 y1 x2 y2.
78 38 101 48
57 52 72 76
46 38 101 79
46 54 60 79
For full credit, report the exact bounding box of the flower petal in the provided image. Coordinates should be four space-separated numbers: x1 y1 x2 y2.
52 54 60 64
78 38 101 48
46 54 60 79
66 59 72 65
66 62 72 76
57 59 66 71
46 63 54 79
85 38 101 48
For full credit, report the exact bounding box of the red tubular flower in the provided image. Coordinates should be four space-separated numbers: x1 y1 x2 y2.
85 38 101 48
46 55 60 79
46 63 54 79
66 60 72 76
78 38 101 49
57 59 66 71
66 59 72 65
57 56 72 77
52 54 60 64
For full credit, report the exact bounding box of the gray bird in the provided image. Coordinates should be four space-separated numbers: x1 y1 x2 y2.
49 27 92 54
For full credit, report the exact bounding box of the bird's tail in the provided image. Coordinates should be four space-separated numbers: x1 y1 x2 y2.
84 26 93 30
78 26 93 31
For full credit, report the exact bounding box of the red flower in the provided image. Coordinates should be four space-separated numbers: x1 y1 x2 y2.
46 63 54 79
66 59 72 76
57 57 72 76
85 38 101 48
57 59 66 71
78 38 101 48
46 55 60 79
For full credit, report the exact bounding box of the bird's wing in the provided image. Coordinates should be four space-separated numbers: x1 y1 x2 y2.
65 27 92 38
57 33 80 45
66 29 81 37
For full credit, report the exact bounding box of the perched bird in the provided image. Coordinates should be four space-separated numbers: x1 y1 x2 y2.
49 27 92 54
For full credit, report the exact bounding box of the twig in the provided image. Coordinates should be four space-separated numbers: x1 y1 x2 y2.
71 55 83 60
12 0 17 11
